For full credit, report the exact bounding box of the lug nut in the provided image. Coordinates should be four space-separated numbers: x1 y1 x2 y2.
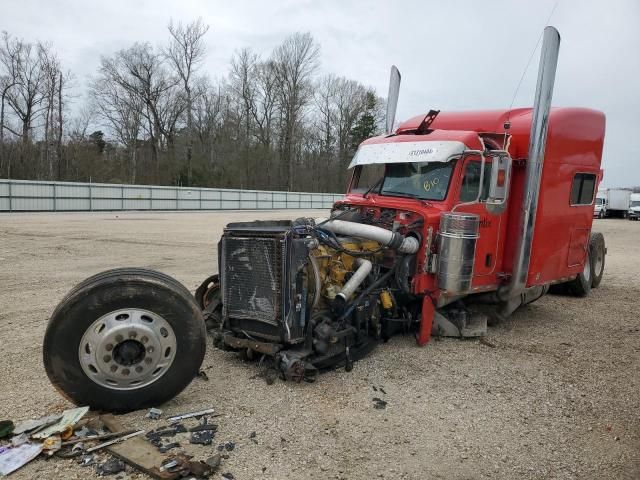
135 366 143 373
141 336 149 344
115 334 123 343
103 355 111 363
122 368 130 376
147 346 154 354
145 357 152 364
105 343 113 351
129 331 137 338
110 365 118 372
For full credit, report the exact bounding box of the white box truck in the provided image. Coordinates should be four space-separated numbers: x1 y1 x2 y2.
629 193 640 220
594 190 608 218
607 188 631 218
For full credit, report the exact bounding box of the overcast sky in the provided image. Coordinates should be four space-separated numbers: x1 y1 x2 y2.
3 0 639 187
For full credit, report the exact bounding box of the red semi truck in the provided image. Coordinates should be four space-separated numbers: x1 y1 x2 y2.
43 27 607 411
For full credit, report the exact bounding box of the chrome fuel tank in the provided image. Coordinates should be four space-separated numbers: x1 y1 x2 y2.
437 213 480 294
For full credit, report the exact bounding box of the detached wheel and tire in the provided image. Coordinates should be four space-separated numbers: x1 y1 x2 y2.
43 268 206 412
565 232 606 296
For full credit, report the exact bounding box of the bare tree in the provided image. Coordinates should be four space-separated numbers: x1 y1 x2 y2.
0 31 21 176
91 75 143 182
271 32 320 190
166 18 209 185
0 33 49 174
99 43 181 180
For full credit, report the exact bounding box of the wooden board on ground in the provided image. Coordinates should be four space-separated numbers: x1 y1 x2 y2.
100 414 179 480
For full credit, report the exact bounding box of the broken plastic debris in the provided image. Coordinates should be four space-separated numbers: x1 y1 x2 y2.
13 414 62 436
146 408 163 420
42 435 62 456
32 406 89 440
78 454 95 467
373 397 388 409
0 442 44 476
11 433 28 447
190 430 214 446
0 421 14 439
96 457 126 476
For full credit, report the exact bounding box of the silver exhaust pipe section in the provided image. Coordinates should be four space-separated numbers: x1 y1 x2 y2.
386 66 401 135
316 218 420 254
336 258 373 302
499 26 561 300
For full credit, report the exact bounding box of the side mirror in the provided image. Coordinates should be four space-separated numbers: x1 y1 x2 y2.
486 155 511 214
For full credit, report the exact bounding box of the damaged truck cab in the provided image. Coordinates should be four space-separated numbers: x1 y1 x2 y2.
42 27 607 411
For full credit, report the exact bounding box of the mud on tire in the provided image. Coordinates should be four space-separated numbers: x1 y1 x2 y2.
43 268 206 412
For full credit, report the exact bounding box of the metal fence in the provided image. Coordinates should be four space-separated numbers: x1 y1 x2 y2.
0 179 344 212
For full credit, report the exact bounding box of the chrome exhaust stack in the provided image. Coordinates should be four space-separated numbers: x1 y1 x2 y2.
500 26 561 300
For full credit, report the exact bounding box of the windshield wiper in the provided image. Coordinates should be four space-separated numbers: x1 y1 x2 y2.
362 176 384 198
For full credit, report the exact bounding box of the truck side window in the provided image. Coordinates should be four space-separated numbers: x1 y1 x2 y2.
459 161 491 202
570 173 597 205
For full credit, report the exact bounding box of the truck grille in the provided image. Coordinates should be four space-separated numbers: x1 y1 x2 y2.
221 235 284 327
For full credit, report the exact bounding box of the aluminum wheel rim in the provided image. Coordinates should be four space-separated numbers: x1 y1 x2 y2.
583 251 591 280
593 246 604 276
78 308 177 390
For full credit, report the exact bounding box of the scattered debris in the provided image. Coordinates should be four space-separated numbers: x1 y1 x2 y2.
205 453 221 470
78 454 95 467
190 430 214 446
167 408 215 424
159 442 181 453
32 406 89 440
0 443 44 476
379 387 387 395
0 420 14 439
96 457 126 476
372 385 378 392
11 433 28 447
224 442 235 451
189 423 218 433
249 431 258 444
42 434 62 456
13 414 62 436
86 430 145 453
63 429 137 446
373 397 388 410
159 458 179 472
197 370 210 381
146 408 163 420
222 472 235 479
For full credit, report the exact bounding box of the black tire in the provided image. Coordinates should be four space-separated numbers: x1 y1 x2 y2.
598 210 605 219
589 232 606 288
565 243 593 297
43 268 206 412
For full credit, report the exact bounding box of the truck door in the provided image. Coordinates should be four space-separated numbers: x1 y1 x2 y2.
455 159 508 278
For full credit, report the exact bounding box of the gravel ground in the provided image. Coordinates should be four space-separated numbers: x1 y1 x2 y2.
0 211 638 480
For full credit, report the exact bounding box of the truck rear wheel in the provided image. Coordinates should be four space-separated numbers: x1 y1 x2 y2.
43 268 206 412
590 232 605 288
565 247 593 297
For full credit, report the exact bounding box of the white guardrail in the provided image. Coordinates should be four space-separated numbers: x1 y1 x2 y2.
0 179 344 212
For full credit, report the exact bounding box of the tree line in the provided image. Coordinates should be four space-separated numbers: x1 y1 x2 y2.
0 21 384 193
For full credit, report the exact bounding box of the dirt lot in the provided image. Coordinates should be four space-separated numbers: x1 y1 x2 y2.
0 211 638 479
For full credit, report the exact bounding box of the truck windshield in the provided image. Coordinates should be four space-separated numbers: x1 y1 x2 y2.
631 201 640 207
352 161 455 201
595 198 604 205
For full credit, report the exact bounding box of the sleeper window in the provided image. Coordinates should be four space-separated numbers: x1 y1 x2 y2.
570 173 596 205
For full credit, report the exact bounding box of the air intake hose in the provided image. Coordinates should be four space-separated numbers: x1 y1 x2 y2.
316 218 419 254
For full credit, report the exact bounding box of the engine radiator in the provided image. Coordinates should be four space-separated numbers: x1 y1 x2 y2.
221 234 284 327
